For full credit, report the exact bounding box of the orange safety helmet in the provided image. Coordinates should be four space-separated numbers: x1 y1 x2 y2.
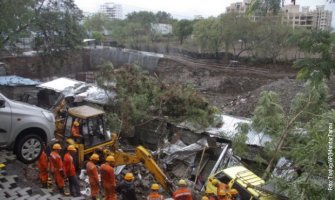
151 183 160 190
124 173 135 181
67 145 77 151
106 155 115 162
201 196 209 200
73 121 80 127
52 143 62 150
90 153 99 161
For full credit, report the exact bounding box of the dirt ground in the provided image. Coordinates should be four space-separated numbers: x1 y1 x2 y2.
157 56 335 117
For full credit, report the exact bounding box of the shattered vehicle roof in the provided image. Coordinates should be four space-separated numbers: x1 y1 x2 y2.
0 75 40 86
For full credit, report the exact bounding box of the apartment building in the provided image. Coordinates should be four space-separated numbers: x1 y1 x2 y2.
100 2 122 20
282 5 332 31
226 2 332 31
226 0 250 14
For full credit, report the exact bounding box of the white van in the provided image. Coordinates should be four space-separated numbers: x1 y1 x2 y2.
0 93 55 163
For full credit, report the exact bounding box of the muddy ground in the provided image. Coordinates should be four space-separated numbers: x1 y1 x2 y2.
157 56 335 117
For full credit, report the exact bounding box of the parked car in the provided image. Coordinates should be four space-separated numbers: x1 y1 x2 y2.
0 93 55 163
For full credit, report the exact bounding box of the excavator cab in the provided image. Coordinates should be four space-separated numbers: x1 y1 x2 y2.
55 105 117 165
55 105 174 194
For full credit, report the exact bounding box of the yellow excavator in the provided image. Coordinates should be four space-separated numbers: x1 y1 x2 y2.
55 105 175 194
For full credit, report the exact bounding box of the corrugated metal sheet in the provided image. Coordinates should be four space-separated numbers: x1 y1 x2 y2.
0 75 40 86
37 77 84 92
206 115 272 147
38 77 115 105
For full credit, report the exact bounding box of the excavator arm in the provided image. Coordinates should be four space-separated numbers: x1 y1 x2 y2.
113 146 175 194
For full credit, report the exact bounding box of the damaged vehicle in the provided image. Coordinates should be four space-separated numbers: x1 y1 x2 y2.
0 93 55 164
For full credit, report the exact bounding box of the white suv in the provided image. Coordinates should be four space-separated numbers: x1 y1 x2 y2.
0 93 55 163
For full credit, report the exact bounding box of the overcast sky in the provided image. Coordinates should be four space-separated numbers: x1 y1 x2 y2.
74 0 334 28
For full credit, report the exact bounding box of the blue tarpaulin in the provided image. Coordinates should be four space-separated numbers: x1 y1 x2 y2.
0 75 40 86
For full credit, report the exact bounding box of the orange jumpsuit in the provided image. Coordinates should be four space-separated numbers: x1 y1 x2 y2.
71 125 80 138
100 163 116 200
50 151 64 188
147 192 164 200
38 150 48 185
86 161 99 198
216 183 227 195
63 152 76 177
173 187 193 200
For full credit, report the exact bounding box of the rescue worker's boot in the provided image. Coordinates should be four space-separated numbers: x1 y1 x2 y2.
59 188 64 194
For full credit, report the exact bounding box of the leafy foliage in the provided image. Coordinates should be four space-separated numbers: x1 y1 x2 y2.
0 0 84 54
173 19 193 45
294 30 335 84
247 0 282 16
232 79 332 199
97 63 220 136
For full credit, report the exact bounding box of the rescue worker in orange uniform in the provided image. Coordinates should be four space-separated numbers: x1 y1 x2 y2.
49 143 65 194
86 153 100 200
37 144 49 188
116 172 137 200
217 190 229 200
211 179 227 196
100 155 117 200
173 179 193 200
63 145 81 197
71 119 81 138
147 183 164 200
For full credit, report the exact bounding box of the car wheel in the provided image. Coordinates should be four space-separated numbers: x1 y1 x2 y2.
16 134 43 164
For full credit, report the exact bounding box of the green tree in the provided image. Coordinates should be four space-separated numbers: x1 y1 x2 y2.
193 17 222 54
0 0 83 54
155 11 173 23
294 30 335 84
83 13 111 32
97 63 220 137
126 11 156 29
173 19 193 45
0 0 36 49
233 81 332 199
253 17 292 64
91 31 104 44
247 0 282 16
33 0 84 54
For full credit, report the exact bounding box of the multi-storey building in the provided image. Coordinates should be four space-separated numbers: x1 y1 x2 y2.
100 2 122 20
226 2 333 31
282 5 332 31
226 0 250 14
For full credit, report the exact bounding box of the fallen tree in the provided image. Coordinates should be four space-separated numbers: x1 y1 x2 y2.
97 63 220 137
